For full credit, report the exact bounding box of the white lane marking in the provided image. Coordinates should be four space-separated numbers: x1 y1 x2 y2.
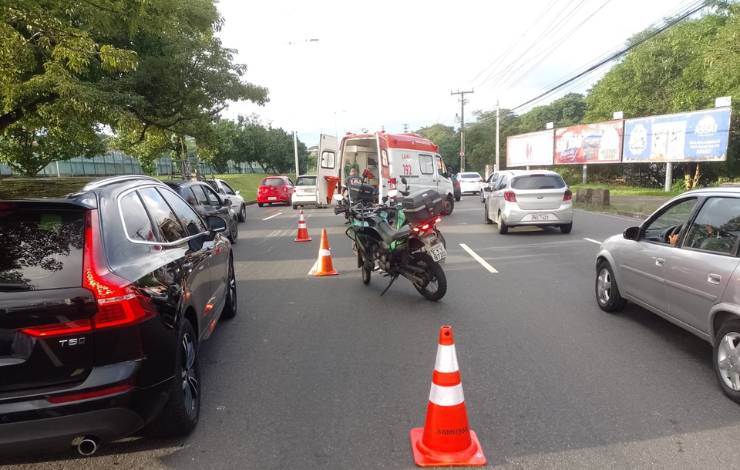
262 211 283 221
429 383 464 406
459 243 498 273
583 238 602 245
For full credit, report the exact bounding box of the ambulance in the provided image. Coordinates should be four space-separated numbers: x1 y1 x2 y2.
315 132 456 215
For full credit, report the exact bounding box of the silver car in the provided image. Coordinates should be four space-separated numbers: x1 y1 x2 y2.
207 178 247 222
483 170 573 234
595 187 740 403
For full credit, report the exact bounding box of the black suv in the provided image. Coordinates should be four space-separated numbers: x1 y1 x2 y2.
0 176 237 456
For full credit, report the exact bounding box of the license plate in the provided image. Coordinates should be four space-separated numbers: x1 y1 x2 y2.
268 196 277 201
428 243 446 262
530 214 551 221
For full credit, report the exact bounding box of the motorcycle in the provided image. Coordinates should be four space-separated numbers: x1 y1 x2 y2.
333 177 447 301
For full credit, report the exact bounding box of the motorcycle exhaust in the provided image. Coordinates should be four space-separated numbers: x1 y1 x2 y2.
73 436 100 457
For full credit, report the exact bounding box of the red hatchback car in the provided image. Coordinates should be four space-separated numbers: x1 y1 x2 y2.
257 176 294 206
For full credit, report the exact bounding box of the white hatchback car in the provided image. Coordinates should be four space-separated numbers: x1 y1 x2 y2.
483 170 573 234
291 175 319 209
207 178 247 222
457 172 484 195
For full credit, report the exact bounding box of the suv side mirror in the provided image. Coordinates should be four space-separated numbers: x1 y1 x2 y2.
206 215 227 233
623 226 640 240
222 198 232 207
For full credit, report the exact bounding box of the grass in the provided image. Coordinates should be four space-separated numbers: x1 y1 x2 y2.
570 183 681 197
0 173 273 200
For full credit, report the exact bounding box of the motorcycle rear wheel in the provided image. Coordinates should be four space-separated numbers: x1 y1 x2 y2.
362 265 371 285
411 253 447 301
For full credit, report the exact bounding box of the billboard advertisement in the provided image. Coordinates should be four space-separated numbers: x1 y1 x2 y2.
506 130 554 167
554 120 623 164
623 108 732 162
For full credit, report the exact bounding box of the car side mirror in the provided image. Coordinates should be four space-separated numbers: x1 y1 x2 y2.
623 226 640 241
206 215 227 233
484 186 493 192
235 190 241 196
222 198 232 207
401 176 407 185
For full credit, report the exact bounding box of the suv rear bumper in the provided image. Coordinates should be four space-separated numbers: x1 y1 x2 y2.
0 407 144 454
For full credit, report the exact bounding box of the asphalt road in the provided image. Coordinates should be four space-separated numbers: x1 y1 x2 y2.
6 196 740 469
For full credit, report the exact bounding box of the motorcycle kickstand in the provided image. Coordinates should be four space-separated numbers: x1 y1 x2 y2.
380 274 399 296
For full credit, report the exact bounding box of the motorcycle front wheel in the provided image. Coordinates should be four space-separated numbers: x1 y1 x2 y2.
411 253 447 301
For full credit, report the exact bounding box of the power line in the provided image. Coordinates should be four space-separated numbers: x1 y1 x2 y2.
496 0 614 91
477 0 589 89
511 0 709 112
470 0 567 86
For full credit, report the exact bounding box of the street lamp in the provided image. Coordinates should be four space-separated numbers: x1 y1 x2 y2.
286 38 320 179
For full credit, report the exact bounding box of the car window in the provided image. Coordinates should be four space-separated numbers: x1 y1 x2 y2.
497 175 509 190
643 198 697 244
460 172 481 180
419 154 434 175
138 187 186 243
435 155 448 177
201 185 222 206
221 181 236 195
321 151 336 169
120 191 156 242
0 208 84 290
296 176 317 186
158 187 207 236
190 185 210 206
511 175 565 190
262 178 284 187
682 197 740 255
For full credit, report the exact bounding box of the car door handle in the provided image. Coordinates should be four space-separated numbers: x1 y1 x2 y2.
655 258 665 267
708 273 722 285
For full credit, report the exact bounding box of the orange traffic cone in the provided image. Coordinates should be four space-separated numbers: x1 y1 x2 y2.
308 228 338 276
294 210 312 242
410 326 486 467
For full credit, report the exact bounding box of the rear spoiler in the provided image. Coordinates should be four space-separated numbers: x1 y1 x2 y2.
0 194 97 211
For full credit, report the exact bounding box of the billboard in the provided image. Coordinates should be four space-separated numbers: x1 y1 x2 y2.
554 120 623 164
623 108 732 162
506 130 554 167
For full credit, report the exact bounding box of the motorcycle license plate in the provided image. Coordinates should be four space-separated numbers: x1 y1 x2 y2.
429 243 446 262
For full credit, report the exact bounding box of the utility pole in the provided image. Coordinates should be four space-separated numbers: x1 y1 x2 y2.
451 89 474 172
495 99 500 172
293 131 299 180
403 123 409 133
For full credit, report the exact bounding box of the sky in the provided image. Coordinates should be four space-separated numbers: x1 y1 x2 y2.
216 0 695 147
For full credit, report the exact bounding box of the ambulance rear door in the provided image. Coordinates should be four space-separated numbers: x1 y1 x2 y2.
316 134 339 205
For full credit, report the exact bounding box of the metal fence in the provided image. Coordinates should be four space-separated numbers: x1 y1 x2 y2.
0 152 264 177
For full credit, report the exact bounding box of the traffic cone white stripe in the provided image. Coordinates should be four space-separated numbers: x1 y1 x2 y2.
319 248 331 257
428 383 465 407
434 344 459 373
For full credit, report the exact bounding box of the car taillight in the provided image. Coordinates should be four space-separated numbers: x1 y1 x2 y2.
20 210 155 338
46 383 133 404
563 189 572 201
412 216 442 234
389 178 397 189
504 191 517 202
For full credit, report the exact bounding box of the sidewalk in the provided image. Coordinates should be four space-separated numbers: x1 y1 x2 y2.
576 194 671 219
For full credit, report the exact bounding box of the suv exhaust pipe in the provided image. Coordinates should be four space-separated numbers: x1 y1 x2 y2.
74 436 100 456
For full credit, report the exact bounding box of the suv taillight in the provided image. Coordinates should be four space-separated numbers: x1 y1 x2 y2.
21 210 155 338
503 191 517 202
563 189 572 202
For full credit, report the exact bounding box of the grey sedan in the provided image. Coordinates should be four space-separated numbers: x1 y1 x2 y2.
595 187 740 403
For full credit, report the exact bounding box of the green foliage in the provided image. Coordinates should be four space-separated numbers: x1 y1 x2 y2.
415 124 459 171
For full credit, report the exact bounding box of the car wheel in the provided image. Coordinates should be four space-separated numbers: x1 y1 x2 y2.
714 320 740 403
258 203 264 207
443 195 454 216
221 255 238 319
595 261 626 313
228 221 238 244
238 204 246 222
361 265 371 285
147 318 200 437
560 223 573 234
497 213 508 234
484 201 492 224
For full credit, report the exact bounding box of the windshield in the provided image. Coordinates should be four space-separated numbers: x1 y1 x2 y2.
460 173 482 180
511 175 566 190
296 176 317 186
